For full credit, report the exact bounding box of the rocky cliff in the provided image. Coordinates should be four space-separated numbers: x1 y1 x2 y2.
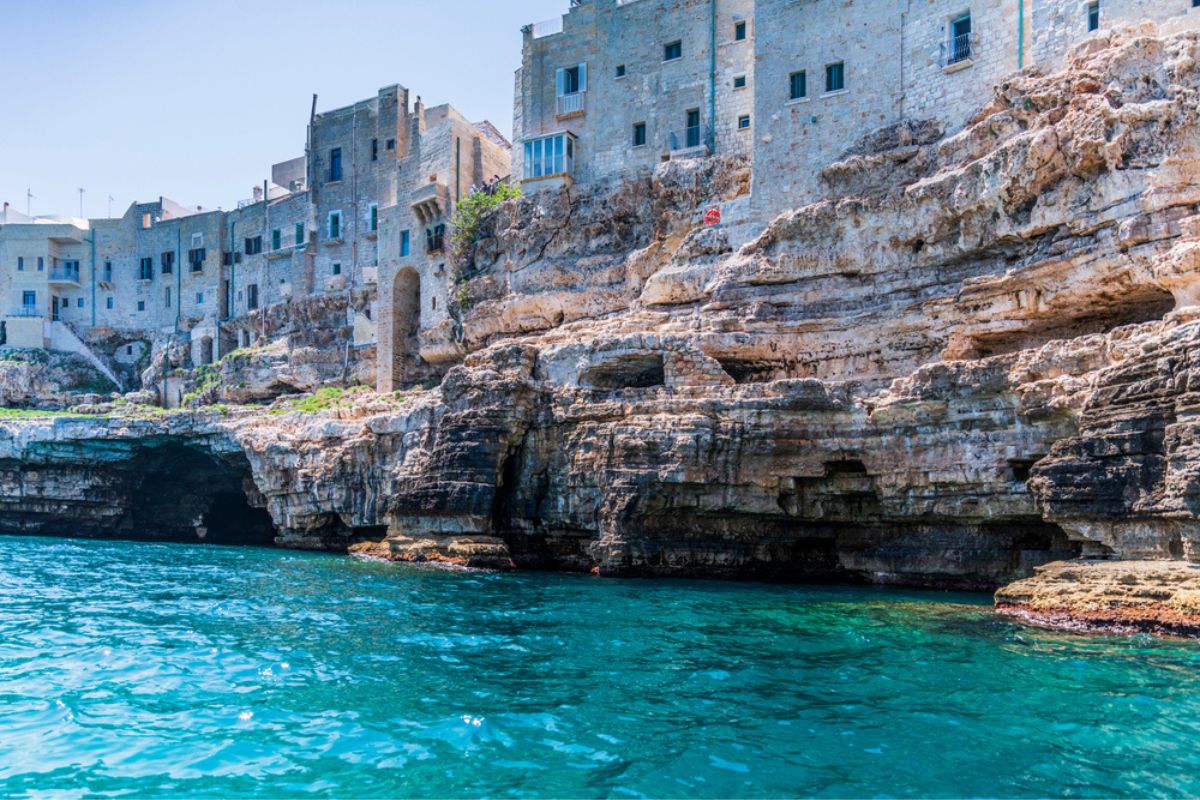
3 27 1200 625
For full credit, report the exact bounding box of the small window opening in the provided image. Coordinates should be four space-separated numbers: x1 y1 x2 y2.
825 62 845 92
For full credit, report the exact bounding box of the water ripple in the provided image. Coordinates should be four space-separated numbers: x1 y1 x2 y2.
2 535 1200 797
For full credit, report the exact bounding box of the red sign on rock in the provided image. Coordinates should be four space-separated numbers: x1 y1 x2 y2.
704 207 721 226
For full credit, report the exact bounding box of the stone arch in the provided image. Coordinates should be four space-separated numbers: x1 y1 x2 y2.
391 267 422 388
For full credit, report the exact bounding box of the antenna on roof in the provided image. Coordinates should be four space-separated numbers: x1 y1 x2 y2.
78 188 85 218
108 195 114 218
26 187 34 218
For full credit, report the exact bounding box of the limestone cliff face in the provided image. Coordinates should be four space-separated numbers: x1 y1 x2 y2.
2 28 1200 599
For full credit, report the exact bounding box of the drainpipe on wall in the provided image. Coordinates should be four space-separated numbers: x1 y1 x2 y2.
709 0 717 154
229 219 236 336
175 225 182 330
88 231 96 327
262 180 269 341
1018 0 1025 69
455 137 462 204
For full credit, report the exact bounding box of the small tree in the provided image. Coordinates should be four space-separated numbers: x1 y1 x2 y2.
450 181 521 268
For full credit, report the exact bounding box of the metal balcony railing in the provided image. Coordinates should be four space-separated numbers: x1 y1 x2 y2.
8 306 43 318
668 125 707 152
556 91 585 116
945 32 973 65
49 268 81 284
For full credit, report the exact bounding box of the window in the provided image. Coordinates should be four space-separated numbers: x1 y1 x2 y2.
104 261 112 281
332 262 342 276
328 211 342 239
664 40 682 61
247 284 259 310
139 257 153 280
949 14 972 64
77 298 84 308
386 138 396 150
161 251 174 274
369 204 378 232
16 257 22 271
633 122 647 147
271 228 281 250
426 224 446 254
329 147 343 182
616 64 626 78
825 62 845 92
164 287 171 308
734 21 747 40
738 115 751 130
295 222 305 245
790 70 808 100
245 236 262 255
195 291 204 304
371 138 379 161
222 251 233 267
558 64 585 95
191 232 204 249
686 108 701 148
137 301 146 312
142 212 152 229
106 297 113 310
733 75 747 89
521 132 576 179
1087 1 1100 31
22 291 36 308
401 230 410 256
189 248 206 270
37 257 44 271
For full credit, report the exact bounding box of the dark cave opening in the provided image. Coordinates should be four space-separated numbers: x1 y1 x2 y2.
962 287 1176 358
121 443 277 546
580 353 665 390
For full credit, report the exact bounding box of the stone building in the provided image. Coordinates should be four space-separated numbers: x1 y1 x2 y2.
516 0 1200 226
514 0 756 192
0 85 510 401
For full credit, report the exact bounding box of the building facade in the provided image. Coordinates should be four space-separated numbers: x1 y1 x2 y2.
515 0 1200 225
0 85 511 399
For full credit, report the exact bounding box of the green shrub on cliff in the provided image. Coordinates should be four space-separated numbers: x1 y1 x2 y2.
450 181 521 267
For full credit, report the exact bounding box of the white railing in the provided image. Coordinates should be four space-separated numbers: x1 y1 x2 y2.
556 91 585 116
531 17 563 38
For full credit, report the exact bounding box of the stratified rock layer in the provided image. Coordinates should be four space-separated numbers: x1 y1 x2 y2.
2 28 1200 619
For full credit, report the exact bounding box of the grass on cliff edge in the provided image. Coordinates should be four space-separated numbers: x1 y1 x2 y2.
265 386 403 416
0 407 78 419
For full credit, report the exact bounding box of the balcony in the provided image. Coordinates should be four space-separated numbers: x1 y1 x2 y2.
943 31 975 71
667 125 708 157
8 305 43 318
556 91 585 118
411 181 449 226
48 267 81 286
521 131 577 188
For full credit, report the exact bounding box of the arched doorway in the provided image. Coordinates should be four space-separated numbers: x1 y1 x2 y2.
392 267 421 388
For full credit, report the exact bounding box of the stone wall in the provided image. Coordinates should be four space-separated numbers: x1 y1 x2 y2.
515 0 754 189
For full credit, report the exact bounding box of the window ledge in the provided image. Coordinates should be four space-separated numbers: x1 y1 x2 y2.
663 57 682 63
733 85 747 91
325 179 343 186
555 110 585 121
821 89 848 98
786 97 811 106
321 238 346 247
943 58 974 74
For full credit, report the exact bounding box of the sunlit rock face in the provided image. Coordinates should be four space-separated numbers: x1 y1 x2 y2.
2 28 1200 598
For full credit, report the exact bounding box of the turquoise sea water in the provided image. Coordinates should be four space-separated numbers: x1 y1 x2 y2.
3 536 1200 798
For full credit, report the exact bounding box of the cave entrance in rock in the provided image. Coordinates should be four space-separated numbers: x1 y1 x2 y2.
391 267 421 388
122 443 276 546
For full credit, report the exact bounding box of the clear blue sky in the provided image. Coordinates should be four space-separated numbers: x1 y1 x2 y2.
0 0 567 219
